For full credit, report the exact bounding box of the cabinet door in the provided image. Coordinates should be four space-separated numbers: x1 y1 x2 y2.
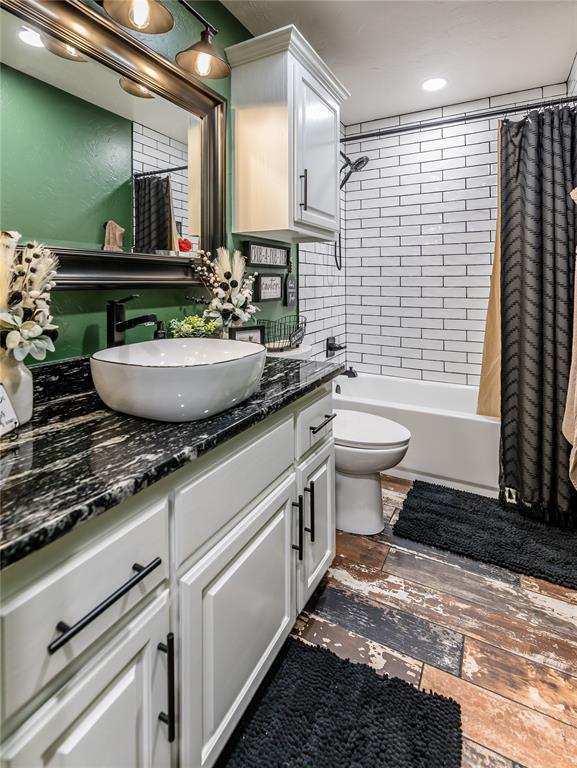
294 65 339 232
1 592 171 768
297 440 336 611
179 474 297 768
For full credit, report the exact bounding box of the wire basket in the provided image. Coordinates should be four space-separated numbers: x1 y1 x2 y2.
258 315 307 352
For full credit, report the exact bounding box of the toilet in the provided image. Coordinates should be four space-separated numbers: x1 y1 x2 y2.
334 409 411 535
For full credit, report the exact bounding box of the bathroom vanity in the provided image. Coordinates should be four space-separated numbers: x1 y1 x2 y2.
0 356 342 767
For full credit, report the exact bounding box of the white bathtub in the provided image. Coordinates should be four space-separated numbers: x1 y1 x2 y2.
333 373 500 496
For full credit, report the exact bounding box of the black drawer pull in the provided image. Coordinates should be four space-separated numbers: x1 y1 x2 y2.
310 413 336 435
292 496 304 561
47 557 162 655
158 632 176 743
304 480 315 543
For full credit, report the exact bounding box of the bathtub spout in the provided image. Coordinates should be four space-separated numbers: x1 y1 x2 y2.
344 366 358 378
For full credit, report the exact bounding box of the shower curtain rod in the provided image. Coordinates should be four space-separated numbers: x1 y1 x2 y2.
341 94 576 144
133 164 188 178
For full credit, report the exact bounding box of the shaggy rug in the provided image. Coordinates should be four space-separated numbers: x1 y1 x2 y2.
393 480 577 589
217 637 462 768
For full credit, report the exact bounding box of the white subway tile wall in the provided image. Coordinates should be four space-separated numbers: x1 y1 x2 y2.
314 83 567 385
298 126 347 362
132 123 191 239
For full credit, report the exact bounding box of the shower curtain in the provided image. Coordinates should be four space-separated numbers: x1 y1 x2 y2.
134 176 178 253
500 106 577 528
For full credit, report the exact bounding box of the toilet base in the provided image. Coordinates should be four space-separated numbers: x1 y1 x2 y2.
336 470 384 535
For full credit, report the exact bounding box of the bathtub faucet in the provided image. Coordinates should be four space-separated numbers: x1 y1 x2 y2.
344 366 358 378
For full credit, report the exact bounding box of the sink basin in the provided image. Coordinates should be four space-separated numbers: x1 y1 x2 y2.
90 338 266 422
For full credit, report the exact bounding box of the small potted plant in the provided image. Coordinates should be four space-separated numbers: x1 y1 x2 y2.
169 315 219 338
0 232 59 424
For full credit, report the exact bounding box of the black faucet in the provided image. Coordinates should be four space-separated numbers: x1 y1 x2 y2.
106 295 166 347
343 366 358 378
326 336 347 358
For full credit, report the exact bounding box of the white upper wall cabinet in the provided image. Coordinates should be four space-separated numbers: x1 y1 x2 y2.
226 26 350 243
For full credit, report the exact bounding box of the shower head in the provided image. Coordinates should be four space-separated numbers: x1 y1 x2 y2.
339 152 370 189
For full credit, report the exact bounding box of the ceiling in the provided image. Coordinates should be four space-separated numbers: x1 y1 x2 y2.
222 0 577 124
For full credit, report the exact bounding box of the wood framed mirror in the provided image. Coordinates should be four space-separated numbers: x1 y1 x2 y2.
0 0 226 287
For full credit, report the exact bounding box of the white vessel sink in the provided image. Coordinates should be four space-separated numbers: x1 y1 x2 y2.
90 338 266 422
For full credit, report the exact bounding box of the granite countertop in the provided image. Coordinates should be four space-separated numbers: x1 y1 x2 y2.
0 355 343 569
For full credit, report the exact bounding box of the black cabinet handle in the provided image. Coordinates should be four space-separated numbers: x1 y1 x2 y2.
292 496 304 561
300 168 308 210
304 481 315 543
158 632 176 743
310 413 336 435
47 557 162 655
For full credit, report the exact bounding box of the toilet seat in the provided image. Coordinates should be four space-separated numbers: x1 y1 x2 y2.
334 409 411 450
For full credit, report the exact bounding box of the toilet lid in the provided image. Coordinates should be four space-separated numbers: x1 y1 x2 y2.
333 409 411 450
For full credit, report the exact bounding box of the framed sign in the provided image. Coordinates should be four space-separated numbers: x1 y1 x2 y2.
254 274 283 302
0 384 19 436
245 242 290 269
284 272 297 307
228 325 265 345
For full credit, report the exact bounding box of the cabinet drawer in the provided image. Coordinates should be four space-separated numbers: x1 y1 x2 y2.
174 417 294 567
1 499 169 721
296 393 334 458
1 591 171 768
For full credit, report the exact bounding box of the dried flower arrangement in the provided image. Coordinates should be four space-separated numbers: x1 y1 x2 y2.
0 232 59 361
194 247 258 328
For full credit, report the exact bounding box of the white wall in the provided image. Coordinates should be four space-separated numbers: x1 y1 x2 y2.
568 53 577 97
132 123 191 239
339 83 567 385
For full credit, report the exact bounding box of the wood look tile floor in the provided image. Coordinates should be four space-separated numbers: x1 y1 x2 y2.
291 475 577 768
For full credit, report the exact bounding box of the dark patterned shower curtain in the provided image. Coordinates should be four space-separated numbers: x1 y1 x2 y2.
500 106 577 528
134 175 172 253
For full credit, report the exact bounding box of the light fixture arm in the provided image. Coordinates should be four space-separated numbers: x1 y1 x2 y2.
177 0 218 36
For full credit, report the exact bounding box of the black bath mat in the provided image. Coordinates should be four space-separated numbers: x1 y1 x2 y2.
393 481 577 589
216 637 462 768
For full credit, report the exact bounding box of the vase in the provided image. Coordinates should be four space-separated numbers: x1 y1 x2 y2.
0 352 33 426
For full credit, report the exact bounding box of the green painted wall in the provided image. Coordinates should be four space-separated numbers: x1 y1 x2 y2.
0 64 132 250
5 1 296 363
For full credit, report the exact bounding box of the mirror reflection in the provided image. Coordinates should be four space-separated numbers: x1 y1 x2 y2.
0 9 201 256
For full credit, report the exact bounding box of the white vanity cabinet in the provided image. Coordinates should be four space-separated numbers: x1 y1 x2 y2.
297 440 336 611
179 475 297 768
227 25 349 243
1 592 172 768
0 386 336 768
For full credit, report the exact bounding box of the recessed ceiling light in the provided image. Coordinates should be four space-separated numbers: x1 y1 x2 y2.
19 27 44 48
422 77 447 92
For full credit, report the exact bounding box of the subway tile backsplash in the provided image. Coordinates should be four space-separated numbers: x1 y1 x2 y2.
299 83 567 384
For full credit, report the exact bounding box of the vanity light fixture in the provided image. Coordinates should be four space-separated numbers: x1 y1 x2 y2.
119 76 155 98
102 0 174 34
175 3 230 79
18 26 44 47
422 77 447 92
42 36 87 62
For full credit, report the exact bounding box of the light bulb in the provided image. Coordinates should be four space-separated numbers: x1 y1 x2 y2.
128 0 151 30
19 27 44 48
195 52 212 77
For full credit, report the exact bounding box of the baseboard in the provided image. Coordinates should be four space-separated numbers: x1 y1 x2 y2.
386 468 499 499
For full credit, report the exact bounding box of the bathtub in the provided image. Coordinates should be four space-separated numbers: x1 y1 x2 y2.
333 373 500 497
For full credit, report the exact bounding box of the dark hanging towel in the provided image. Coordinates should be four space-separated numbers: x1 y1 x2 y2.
134 175 172 253
500 106 577 527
